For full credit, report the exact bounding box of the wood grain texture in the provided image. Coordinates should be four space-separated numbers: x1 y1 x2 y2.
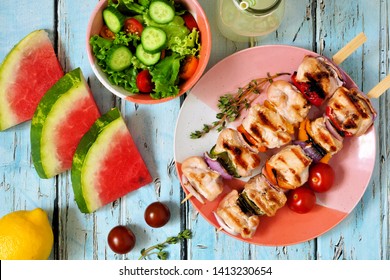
0 0 388 260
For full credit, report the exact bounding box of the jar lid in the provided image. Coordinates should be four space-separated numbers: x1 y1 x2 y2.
234 0 283 15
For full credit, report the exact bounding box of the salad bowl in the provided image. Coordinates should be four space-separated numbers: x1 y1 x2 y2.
86 0 211 104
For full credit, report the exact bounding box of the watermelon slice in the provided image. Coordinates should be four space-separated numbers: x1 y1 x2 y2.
31 68 101 179
0 29 63 131
71 108 152 213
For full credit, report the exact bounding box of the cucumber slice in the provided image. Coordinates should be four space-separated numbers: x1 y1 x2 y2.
149 1 175 24
103 6 125 33
106 45 133 71
141 26 167 53
135 44 161 66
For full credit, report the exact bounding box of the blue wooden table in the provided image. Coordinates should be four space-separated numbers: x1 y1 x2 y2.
0 0 388 260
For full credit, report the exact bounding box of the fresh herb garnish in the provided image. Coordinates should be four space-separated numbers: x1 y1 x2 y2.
190 72 290 139
139 229 192 260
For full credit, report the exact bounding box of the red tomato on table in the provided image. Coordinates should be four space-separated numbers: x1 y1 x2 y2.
144 202 171 228
107 225 136 254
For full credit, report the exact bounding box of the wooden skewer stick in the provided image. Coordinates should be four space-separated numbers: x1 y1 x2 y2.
181 193 193 204
332 32 367 65
367 74 390 98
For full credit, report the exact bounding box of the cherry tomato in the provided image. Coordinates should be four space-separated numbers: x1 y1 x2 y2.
182 12 198 31
136 69 154 93
287 186 316 214
308 162 335 192
124 18 143 36
107 225 136 254
99 25 115 40
144 202 171 228
179 56 199 80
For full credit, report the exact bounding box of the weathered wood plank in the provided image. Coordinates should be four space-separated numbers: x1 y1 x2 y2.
315 0 387 260
0 0 58 260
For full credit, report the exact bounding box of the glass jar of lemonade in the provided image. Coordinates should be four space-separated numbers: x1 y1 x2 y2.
217 0 285 42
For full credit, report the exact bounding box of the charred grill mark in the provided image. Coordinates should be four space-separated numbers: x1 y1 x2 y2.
332 100 344 110
191 172 206 187
222 142 249 170
257 109 279 131
251 154 261 167
252 190 283 216
347 89 370 119
277 132 291 143
291 146 312 166
317 127 337 152
305 72 327 99
239 131 257 149
249 124 266 144
278 155 288 165
342 114 359 129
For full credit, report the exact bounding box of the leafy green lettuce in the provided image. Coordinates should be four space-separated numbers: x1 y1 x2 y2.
90 35 139 93
90 1 202 99
170 29 200 56
143 15 200 56
109 0 149 15
150 53 182 99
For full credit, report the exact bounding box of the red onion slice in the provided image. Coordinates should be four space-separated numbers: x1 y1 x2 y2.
324 117 344 141
204 152 233 179
213 211 238 236
181 175 205 204
317 56 346 87
293 141 323 163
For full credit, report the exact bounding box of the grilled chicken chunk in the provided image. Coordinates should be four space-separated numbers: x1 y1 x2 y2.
294 55 344 101
238 174 287 217
181 156 223 202
266 145 313 189
213 128 261 177
267 80 311 126
241 103 293 150
216 189 260 239
308 117 343 155
327 87 377 137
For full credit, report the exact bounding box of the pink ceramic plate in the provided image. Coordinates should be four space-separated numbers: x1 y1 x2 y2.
174 45 376 246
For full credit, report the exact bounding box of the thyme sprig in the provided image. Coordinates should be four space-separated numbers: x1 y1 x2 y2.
138 229 192 260
190 72 290 139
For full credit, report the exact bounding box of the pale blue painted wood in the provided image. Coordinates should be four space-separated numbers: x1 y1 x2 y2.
0 0 58 260
0 0 388 260
313 0 388 260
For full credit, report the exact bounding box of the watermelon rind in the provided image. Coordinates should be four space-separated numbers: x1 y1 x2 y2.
71 108 122 213
31 67 100 179
0 29 62 131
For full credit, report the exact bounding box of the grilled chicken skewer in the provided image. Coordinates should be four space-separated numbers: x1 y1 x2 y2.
180 33 377 238
215 85 378 238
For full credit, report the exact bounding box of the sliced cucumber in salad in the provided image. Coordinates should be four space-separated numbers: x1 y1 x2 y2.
135 44 161 66
103 6 125 33
141 26 167 53
106 45 132 71
149 1 175 24
91 1 202 99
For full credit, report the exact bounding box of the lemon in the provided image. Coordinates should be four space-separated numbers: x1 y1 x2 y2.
0 208 54 260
